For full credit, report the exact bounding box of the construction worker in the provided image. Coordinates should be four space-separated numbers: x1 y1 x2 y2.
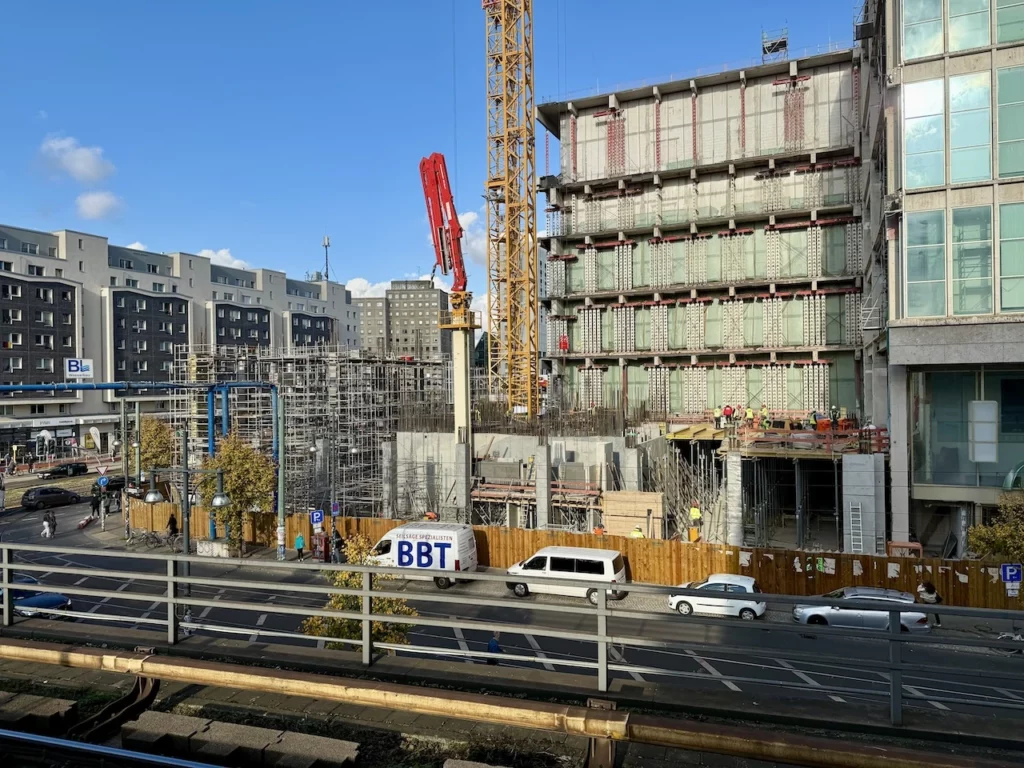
713 405 723 428
593 524 606 535
689 501 702 527
629 525 646 539
809 410 818 430
722 404 734 425
744 405 754 425
760 404 769 424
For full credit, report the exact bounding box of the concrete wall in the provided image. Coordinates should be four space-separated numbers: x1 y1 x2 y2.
842 453 886 554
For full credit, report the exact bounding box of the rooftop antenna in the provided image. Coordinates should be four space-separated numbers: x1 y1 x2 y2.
322 235 331 282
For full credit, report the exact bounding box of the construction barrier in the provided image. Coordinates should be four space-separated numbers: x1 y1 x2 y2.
125 499 1018 610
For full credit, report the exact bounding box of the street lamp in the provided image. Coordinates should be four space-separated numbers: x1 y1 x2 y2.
131 441 141 485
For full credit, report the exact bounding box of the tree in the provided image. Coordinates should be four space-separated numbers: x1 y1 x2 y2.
199 432 276 552
302 534 417 649
968 491 1024 562
130 417 174 479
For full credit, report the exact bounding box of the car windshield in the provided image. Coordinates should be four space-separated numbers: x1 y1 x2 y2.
823 588 846 599
688 578 709 589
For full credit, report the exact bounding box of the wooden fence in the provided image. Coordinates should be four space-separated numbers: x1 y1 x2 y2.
125 500 1019 610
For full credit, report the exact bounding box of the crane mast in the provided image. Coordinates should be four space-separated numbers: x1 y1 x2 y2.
483 0 538 418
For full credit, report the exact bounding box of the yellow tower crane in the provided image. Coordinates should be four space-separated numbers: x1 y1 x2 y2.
483 0 539 418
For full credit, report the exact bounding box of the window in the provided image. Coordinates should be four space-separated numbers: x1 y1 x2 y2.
125 279 138 288
950 0 993 51
906 210 946 317
178 304 186 314
35 358 54 373
133 361 148 374
152 283 164 292
133 340 148 353
78 261 83 271
110 277 118 286
148 264 158 274
33 334 53 349
952 206 993 314
117 360 127 372
576 559 605 575
33 310 53 326
61 313 72 325
61 290 72 301
78 238 83 250
135 299 147 312
2 285 20 299
0 262 10 272
905 79 945 189
21 243 38 255
242 295 251 304
223 292 233 301
2 309 21 323
28 265 44 277
1 333 20 348
171 284 177 293
159 321 172 333
117 339 126 350
58 403 68 414
999 0 1024 42
133 320 147 332
119 258 134 269
1000 202 1024 310
62 335 72 348
54 268 63 278
116 296 126 308
229 310 241 321
30 404 45 415
522 556 547 571
2 358 22 372
34 288 52 303
0 239 5 250
160 361 173 373
998 66 1024 178
178 323 186 334
160 302 172 314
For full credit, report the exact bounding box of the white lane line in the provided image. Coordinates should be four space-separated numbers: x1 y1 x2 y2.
450 616 473 664
524 634 556 672
316 638 325 650
686 650 741 692
99 581 133 605
904 684 950 711
38 572 54 580
74 577 89 586
248 613 268 643
140 600 162 620
777 659 844 703
198 589 225 620
997 688 1024 702
608 645 645 682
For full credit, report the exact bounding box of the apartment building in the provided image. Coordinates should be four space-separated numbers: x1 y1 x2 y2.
860 0 1024 555
537 48 863 416
0 223 359 459
354 280 452 359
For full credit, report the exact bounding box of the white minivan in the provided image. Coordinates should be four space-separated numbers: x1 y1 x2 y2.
505 546 629 605
368 523 478 589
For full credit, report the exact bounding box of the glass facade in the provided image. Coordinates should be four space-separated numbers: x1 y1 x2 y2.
998 0 1024 43
906 210 946 317
952 206 994 314
904 0 944 59
905 79 945 189
1000 202 1024 310
950 72 991 183
998 66 1024 178
911 368 1024 488
950 0 991 51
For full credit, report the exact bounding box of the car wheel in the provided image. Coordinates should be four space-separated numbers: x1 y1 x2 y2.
739 607 757 621
434 577 452 590
675 601 693 616
586 588 599 606
34 502 45 511
512 583 529 598
68 495 80 504
807 616 828 626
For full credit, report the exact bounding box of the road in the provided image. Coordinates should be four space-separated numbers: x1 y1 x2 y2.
1 500 1023 726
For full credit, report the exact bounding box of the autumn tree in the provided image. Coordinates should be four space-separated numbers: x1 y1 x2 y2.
302 534 416 649
130 417 175 479
968 492 1024 562
199 432 276 552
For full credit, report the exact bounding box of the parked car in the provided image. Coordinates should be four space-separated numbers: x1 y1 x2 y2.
20 487 81 510
36 462 88 479
669 574 766 620
792 586 930 633
505 546 629 605
2 575 72 618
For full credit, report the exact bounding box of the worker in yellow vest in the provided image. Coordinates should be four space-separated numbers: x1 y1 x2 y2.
760 404 769 423
629 525 646 539
744 406 754 425
689 502 702 527
713 406 723 428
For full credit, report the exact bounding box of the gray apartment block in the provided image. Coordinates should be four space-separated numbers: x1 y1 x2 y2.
355 281 452 359
0 223 360 459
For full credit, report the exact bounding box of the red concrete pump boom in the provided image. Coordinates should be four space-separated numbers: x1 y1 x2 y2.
419 152 467 293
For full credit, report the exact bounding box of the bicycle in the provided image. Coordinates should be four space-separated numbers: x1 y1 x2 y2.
125 528 151 547
996 631 1024 656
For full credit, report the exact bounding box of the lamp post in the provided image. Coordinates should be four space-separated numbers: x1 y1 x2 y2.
131 441 141 485
145 430 230 592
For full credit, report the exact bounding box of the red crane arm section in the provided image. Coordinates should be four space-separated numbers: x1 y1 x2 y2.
419 152 467 293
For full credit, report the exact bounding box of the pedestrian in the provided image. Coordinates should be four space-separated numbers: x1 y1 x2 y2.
166 513 179 538
917 581 943 627
90 494 100 518
41 517 52 539
0 474 5 513
27 453 34 473
629 524 646 539
487 632 503 665
713 405 723 429
295 532 306 562
47 510 57 537
331 527 343 564
99 493 110 531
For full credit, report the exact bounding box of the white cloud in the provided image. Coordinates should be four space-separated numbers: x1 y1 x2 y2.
75 190 120 220
346 277 392 298
459 209 487 266
198 248 250 270
125 241 147 251
41 136 114 183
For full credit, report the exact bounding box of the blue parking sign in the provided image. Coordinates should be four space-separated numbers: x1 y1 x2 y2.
310 509 324 526
97 476 109 488
1001 563 1022 583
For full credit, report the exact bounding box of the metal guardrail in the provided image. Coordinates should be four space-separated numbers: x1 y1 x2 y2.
1 542 1023 729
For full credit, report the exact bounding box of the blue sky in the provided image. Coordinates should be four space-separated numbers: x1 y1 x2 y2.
1 1 854 301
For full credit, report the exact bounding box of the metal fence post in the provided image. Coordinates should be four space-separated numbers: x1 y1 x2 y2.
888 609 902 726
361 570 372 666
167 559 178 645
1 548 12 628
597 587 608 692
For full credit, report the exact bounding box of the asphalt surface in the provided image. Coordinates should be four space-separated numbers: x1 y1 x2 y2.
2 500 1023 728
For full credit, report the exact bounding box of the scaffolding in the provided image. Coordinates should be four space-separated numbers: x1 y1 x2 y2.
170 344 450 519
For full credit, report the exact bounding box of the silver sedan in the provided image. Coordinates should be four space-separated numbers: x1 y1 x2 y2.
793 586 931 633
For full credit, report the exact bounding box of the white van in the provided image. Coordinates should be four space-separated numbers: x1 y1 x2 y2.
368 523 478 589
505 546 629 605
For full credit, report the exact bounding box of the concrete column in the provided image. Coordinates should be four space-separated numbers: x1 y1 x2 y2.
725 453 744 546
452 328 473 439
381 439 398 519
534 439 552 530
445 438 471 524
794 459 805 549
888 364 910 542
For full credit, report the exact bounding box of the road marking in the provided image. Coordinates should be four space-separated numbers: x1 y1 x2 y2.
198 589 225 620
686 650 741 692
141 601 161 620
74 577 89 586
316 639 325 650
997 688 1024 702
524 634 556 672
37 572 54 580
608 644 645 682
777 659 844 702
904 684 950 711
248 613 268 643
450 616 473 663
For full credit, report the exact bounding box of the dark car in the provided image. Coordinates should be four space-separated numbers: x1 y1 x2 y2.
2 575 72 618
36 462 89 480
20 487 81 510
90 475 131 498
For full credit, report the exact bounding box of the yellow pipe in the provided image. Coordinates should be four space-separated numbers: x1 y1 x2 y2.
0 638 1013 768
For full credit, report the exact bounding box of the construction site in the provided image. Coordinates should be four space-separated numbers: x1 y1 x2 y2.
151 7 897 558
